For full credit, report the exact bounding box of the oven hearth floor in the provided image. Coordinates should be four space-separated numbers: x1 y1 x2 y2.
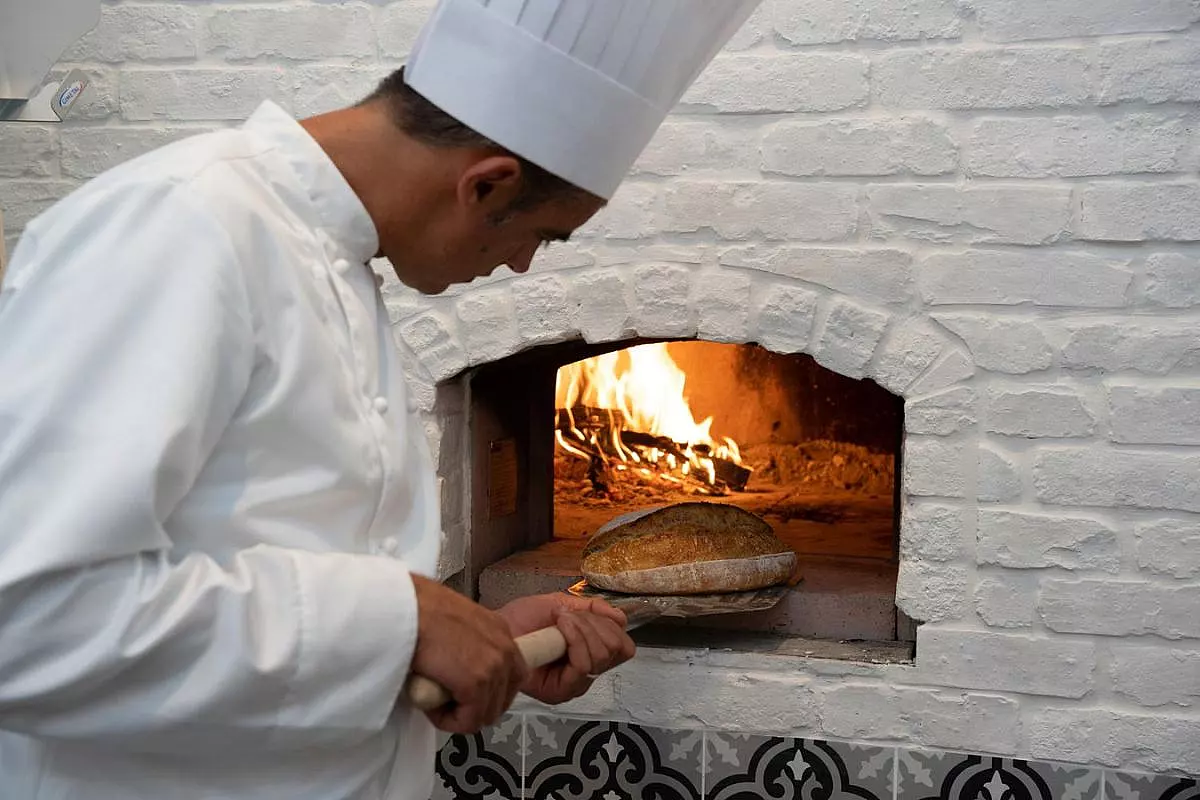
479 540 899 644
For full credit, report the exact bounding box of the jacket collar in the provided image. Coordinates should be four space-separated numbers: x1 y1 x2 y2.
243 101 380 266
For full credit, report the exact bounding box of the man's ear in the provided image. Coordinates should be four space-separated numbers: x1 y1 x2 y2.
457 154 523 217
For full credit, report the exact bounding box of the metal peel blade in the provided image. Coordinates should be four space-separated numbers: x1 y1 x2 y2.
566 578 790 631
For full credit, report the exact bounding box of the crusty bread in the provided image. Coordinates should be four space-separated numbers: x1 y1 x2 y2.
581 502 796 595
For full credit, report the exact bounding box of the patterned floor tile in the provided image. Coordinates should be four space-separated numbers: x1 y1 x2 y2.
433 715 524 800
704 732 894 800
896 749 1101 800
1108 771 1199 800
524 715 702 800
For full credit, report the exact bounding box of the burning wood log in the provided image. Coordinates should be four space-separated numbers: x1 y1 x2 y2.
556 405 752 494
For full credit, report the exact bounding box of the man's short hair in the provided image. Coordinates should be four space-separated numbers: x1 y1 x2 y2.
366 68 590 211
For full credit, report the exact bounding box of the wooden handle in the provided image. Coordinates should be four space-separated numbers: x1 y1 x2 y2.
404 625 569 711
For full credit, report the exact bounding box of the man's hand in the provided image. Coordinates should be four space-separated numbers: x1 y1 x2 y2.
497 593 636 706
409 575 530 734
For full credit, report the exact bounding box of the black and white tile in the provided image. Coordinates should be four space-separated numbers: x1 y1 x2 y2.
432 716 1195 800
433 715 524 800
896 749 1101 800
524 716 703 800
704 732 894 800
1107 771 1199 800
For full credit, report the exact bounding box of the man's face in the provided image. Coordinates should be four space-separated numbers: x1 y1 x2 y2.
383 159 606 295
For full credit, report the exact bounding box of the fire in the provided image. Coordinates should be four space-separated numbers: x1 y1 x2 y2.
554 343 747 494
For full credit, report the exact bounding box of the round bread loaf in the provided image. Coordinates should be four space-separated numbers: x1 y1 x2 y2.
581 502 796 595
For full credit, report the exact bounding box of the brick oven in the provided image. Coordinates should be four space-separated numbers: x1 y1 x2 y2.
381 5 1200 790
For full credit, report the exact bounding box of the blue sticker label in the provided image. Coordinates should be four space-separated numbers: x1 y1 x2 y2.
57 81 84 108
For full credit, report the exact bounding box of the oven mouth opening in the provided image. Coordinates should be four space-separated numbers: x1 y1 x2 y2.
462 338 913 662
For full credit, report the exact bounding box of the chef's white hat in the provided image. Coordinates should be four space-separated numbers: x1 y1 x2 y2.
404 0 760 199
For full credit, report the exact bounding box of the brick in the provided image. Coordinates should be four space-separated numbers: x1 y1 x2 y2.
617 664 819 732
812 298 890 378
818 684 910 740
725 3 768 50
919 250 1132 308
1028 708 1200 774
60 127 203 180
975 574 1037 628
1035 447 1200 513
775 0 961 44
977 510 1119 571
1109 384 1200 445
397 311 466 383
511 274 577 347
631 265 693 339
908 349 976 396
978 444 1022 502
754 283 819 355
904 437 966 497
1145 253 1200 307
968 115 1190 178
870 185 1071 245
763 119 956 177
901 503 965 562
455 288 520 366
693 271 751 343
904 691 1021 755
684 54 868 113
1099 37 1200 104
594 182 658 240
971 0 1199 42
0 180 78 232
874 47 1092 109
593 244 702 268
873 323 948 395
1079 183 1200 242
378 0 437 58
987 386 1096 438
1040 579 1200 638
292 65 391 117
662 182 858 241
0 126 58 179
896 560 967 622
934 314 1053 374
819 686 1019 753
66 4 198 62
48 67 118 122
905 387 976 436
1136 519 1200 579
1111 643 1200 707
530 241 594 273
206 5 375 61
121 68 292 121
1058 320 1200 374
633 120 760 177
574 270 631 344
917 628 1096 698
721 246 913 305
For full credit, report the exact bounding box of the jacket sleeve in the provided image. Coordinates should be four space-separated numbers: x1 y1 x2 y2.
0 177 420 753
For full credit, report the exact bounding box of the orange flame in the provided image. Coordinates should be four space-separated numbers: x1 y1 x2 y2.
554 343 741 489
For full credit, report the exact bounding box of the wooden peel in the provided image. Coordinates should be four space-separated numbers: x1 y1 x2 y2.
403 578 791 711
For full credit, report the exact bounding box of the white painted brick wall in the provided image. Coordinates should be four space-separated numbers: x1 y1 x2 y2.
5 0 1200 776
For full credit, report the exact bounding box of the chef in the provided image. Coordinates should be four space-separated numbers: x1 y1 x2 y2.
0 1 760 798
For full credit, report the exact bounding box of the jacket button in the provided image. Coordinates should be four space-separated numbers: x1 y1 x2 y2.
373 396 389 414
381 537 399 555
333 258 351 274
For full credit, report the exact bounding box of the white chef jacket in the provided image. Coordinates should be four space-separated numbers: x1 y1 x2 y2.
0 101 442 799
